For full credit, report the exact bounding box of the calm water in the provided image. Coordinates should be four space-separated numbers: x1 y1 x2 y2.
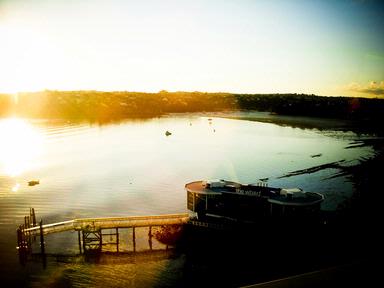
0 113 374 287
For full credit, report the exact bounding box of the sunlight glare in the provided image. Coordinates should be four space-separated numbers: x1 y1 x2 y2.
0 118 43 176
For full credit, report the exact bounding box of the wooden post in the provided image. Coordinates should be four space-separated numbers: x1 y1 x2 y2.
17 226 27 265
39 219 46 268
26 217 31 252
39 220 45 255
115 228 119 252
148 226 152 251
21 224 25 248
31 208 36 241
82 231 86 252
31 208 36 226
78 231 82 254
17 226 25 252
17 227 21 249
132 227 136 252
100 229 103 252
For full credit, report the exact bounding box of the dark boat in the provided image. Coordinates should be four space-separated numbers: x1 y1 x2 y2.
185 179 324 221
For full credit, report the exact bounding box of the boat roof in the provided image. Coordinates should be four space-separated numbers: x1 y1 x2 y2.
185 180 241 194
268 192 324 206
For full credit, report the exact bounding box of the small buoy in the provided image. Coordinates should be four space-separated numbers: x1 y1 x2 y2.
28 180 40 186
165 130 172 136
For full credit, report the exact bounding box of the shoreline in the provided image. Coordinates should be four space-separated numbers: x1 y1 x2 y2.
1 91 384 127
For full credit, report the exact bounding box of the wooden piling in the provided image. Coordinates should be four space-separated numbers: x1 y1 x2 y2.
31 208 36 241
78 231 82 254
39 219 47 268
19 224 27 252
132 227 136 252
17 226 22 250
17 228 20 249
17 225 27 265
31 208 36 226
116 228 119 253
21 224 25 248
29 208 33 226
26 216 31 252
100 229 103 252
39 220 45 255
148 226 153 251
82 231 86 252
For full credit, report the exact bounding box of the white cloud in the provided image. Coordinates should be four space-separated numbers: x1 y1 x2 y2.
347 81 384 96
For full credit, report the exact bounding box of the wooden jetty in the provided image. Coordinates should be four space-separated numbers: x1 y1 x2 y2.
17 209 190 263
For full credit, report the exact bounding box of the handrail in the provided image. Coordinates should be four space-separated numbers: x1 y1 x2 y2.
74 213 189 222
23 220 75 233
22 214 190 235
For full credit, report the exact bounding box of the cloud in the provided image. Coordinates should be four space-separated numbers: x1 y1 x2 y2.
348 81 384 96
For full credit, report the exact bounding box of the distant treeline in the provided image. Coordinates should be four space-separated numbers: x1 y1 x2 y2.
0 90 383 122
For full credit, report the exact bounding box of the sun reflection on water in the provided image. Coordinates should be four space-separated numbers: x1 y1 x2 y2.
12 183 20 192
0 118 43 177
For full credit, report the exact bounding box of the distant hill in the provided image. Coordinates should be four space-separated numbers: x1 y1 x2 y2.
1 91 383 125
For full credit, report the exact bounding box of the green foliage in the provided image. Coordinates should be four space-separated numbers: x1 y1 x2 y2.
1 90 384 123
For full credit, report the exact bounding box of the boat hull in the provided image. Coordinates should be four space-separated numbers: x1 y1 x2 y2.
185 180 324 221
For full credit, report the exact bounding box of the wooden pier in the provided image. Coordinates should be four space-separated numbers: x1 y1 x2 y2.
17 209 190 262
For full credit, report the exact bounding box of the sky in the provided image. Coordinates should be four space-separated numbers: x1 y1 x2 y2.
0 0 383 96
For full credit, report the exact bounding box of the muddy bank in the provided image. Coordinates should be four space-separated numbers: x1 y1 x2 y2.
277 160 346 179
215 111 384 135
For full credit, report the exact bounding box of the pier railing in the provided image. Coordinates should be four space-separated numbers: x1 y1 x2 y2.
23 220 75 235
22 214 190 236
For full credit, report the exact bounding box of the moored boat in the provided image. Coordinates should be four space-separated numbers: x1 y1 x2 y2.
185 179 324 221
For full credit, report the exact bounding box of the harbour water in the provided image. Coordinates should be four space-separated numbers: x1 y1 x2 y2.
0 113 375 287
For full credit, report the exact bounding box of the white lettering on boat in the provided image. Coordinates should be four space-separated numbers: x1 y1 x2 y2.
236 189 262 196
